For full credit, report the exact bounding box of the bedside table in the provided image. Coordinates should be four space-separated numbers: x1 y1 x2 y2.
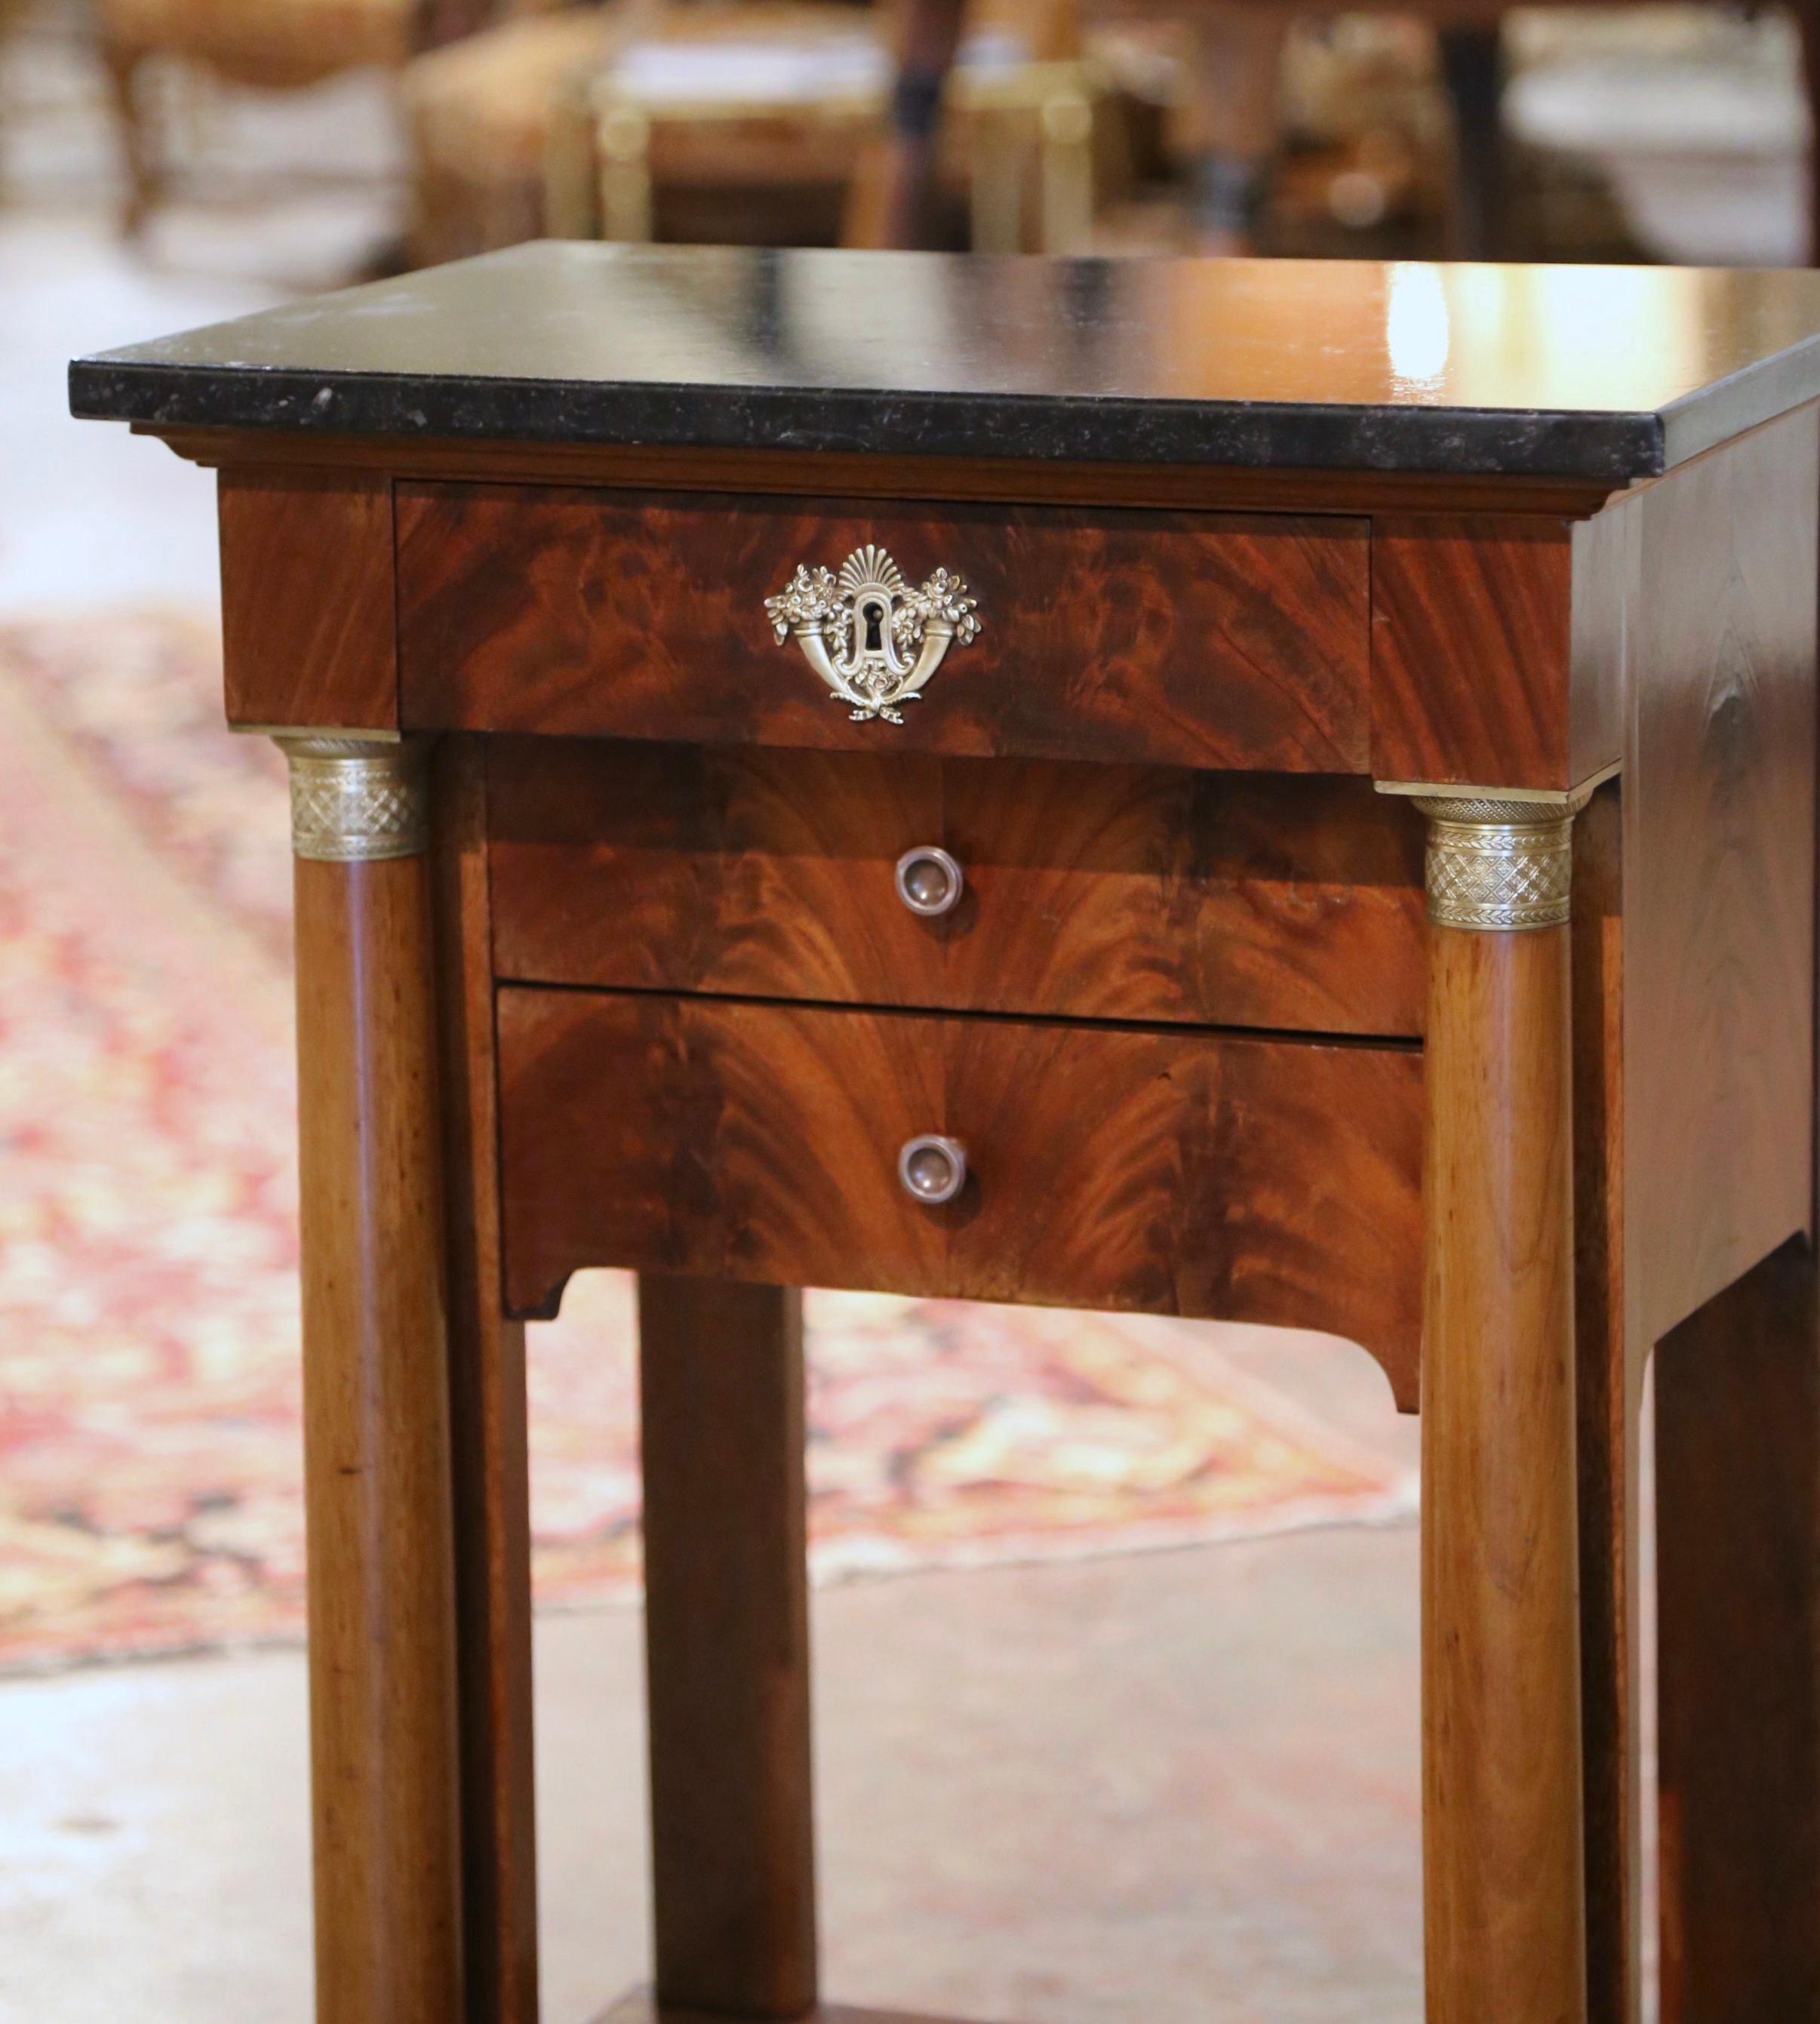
72 245 1820 2024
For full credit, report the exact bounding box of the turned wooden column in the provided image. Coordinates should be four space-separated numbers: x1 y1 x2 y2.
638 1275 818 2019
276 734 465 2024
1413 790 1590 2024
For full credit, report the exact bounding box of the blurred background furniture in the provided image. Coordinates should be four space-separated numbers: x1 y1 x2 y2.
405 0 646 262
398 0 1820 268
20 0 1816 271
405 0 1102 265
551 2 893 247
575 0 1101 251
97 0 565 235
887 0 1820 258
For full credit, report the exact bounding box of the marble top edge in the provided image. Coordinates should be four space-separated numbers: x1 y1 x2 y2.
68 241 1820 481
66 358 1671 481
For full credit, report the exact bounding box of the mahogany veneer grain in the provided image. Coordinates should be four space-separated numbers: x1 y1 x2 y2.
220 469 398 730
395 486 1370 772
487 741 1427 1038
1372 515 1585 792
495 987 1424 1406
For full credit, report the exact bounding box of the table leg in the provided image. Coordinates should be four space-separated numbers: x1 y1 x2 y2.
1416 794 1588 2023
1656 1238 1820 2023
433 742 540 2024
278 734 466 2024
638 1275 818 2018
1571 790 1643 2024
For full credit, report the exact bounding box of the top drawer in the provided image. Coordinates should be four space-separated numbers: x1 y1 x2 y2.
395 486 1370 773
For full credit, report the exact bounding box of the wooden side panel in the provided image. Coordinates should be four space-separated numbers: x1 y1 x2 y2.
219 469 398 729
495 989 1425 1405
1370 515 1578 789
487 741 1427 1038
1656 1238 1820 2024
1569 508 1629 790
1624 408 1818 1345
639 1278 818 2019
395 485 1370 772
430 743 539 2024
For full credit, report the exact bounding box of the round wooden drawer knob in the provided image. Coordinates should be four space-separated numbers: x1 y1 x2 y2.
898 1134 967 1205
895 846 964 917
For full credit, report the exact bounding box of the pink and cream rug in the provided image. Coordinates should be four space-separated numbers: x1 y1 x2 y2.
0 613 1413 1674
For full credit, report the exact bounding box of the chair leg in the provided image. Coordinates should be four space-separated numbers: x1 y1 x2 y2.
103 44 156 239
1176 9 1289 254
1437 26 1505 259
1656 1238 1820 2024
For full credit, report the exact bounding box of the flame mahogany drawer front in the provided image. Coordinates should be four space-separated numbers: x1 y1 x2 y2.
395 484 1371 771
495 986 1425 1407
487 739 1428 1038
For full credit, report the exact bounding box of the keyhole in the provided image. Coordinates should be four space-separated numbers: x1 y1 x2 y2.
862 601 885 653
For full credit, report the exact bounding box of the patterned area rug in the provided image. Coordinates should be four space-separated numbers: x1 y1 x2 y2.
0 613 1414 1674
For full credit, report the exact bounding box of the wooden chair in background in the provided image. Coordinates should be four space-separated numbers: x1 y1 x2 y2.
404 0 1096 266
404 0 653 263
570 0 1101 252
841 0 1090 248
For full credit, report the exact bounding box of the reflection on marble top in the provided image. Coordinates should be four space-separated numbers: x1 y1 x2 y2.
69 241 1820 480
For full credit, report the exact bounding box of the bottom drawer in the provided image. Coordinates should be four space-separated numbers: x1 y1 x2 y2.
497 989 1423 1407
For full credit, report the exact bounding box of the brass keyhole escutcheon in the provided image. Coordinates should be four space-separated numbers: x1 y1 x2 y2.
765 544 981 725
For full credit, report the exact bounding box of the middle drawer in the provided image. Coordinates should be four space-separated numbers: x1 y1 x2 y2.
495 984 1423 1406
487 739 1426 1038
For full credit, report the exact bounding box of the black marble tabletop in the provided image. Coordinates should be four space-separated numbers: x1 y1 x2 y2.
68 241 1820 481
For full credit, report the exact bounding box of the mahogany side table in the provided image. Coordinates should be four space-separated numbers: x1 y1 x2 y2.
72 245 1820 2024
